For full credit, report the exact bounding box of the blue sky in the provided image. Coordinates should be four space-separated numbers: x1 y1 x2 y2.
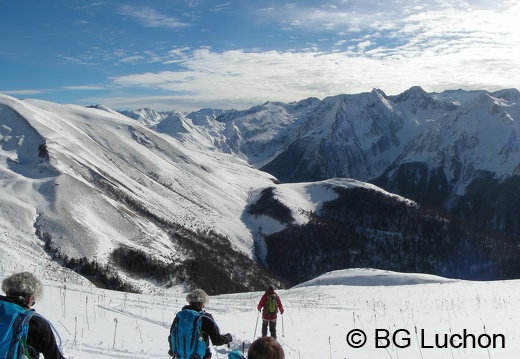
1 0 519 112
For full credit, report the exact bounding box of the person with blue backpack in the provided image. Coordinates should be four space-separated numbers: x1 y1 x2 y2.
168 288 233 359
0 272 65 359
257 286 284 340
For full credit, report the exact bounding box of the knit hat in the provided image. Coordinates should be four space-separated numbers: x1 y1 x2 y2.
186 289 210 305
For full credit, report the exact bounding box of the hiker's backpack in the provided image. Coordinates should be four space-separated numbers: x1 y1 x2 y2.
0 301 35 359
169 309 206 359
264 294 278 315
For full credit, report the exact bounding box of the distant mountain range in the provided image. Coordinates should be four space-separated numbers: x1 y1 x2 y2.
1 87 520 294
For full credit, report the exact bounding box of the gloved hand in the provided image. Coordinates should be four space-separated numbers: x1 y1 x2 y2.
280 310 284 314
224 333 233 344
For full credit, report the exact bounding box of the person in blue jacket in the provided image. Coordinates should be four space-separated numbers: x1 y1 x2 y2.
1 272 66 359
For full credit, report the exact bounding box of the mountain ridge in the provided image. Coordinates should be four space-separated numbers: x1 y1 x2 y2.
129 86 520 237
2 86 520 293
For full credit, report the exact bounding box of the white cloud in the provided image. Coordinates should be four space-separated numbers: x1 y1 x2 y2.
260 0 520 49
118 55 146 64
2 89 48 95
118 5 190 28
57 0 520 111
73 19 90 26
101 40 520 111
211 2 232 12
357 40 371 51
63 85 107 91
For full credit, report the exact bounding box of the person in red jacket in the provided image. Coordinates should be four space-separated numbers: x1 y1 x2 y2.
257 285 284 339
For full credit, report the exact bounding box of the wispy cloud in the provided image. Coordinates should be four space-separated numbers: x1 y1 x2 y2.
58 47 170 66
73 19 90 26
1 86 109 98
211 2 232 12
118 5 190 28
104 41 520 111
259 0 520 56
63 85 107 91
2 89 48 96
10 0 519 113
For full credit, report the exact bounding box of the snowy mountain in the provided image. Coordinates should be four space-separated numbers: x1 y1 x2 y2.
0 94 282 294
263 87 520 187
3 88 520 359
2 87 520 295
0 93 427 293
125 87 520 239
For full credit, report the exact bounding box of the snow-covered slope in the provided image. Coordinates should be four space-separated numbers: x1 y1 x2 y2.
3 86 520 292
0 94 281 291
122 87 520 190
390 88 520 187
294 268 457 287
5 266 518 359
2 90 520 359
130 86 520 240
120 88 520 203
144 87 520 193
2 94 413 292
118 107 174 126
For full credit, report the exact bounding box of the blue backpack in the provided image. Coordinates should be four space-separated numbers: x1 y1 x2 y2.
0 301 35 359
169 309 206 359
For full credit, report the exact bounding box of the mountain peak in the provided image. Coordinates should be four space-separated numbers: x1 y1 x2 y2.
491 88 520 103
370 88 389 99
391 86 428 103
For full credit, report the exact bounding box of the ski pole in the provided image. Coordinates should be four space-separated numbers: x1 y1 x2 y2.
253 310 260 340
329 336 332 359
281 313 285 337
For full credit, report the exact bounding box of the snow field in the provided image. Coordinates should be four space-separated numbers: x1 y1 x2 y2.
19 269 520 359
